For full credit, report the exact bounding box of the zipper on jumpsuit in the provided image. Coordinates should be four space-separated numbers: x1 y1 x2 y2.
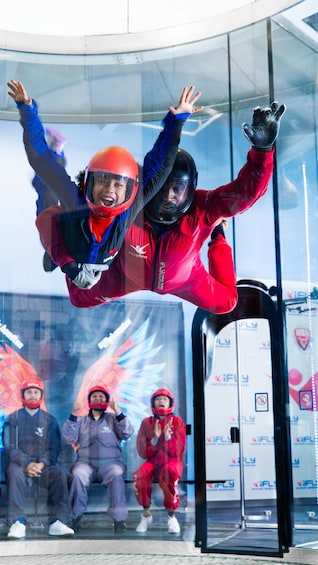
151 232 165 291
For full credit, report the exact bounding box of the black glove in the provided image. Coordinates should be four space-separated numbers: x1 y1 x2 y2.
62 261 81 281
242 101 286 150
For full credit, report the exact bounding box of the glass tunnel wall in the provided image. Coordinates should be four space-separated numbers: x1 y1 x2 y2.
271 20 318 536
0 12 317 550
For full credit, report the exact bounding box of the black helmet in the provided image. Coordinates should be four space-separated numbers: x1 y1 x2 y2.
145 148 198 225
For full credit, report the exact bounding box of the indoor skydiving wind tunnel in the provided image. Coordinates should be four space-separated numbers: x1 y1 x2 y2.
0 1 318 559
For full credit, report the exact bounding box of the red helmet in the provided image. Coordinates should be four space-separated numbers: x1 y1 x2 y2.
151 388 174 417
84 146 139 218
21 378 44 409
88 385 110 411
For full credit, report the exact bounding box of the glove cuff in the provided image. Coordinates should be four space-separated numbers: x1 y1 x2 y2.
62 261 81 281
254 146 273 152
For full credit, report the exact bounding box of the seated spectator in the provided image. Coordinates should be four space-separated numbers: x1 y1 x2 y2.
134 388 186 534
62 385 133 533
3 379 74 539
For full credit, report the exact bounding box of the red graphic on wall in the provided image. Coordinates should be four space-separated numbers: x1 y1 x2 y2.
0 344 46 413
294 328 310 350
288 368 318 411
74 319 166 428
75 339 134 416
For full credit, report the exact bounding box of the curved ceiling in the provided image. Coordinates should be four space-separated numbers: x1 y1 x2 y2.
1 0 302 54
0 0 316 126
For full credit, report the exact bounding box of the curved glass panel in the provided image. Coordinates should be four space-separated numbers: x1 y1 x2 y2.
0 2 317 559
272 19 318 549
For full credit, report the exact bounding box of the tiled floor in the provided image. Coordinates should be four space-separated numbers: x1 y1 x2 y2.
0 541 317 565
0 513 317 565
1 498 318 564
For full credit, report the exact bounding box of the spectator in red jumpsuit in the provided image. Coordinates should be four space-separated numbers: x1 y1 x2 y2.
134 389 186 534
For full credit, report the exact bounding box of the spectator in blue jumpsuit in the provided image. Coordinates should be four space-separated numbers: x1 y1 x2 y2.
4 379 74 539
62 385 133 533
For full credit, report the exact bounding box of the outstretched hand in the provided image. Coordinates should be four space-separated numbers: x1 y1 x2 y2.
109 397 120 414
7 80 32 105
163 418 173 440
169 85 203 116
242 101 286 150
71 400 81 415
153 419 162 440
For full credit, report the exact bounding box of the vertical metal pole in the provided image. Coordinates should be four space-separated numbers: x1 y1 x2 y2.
267 18 293 549
234 321 246 529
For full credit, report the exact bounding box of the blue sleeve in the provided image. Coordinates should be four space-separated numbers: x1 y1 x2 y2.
142 112 189 187
17 101 83 212
4 413 30 468
126 111 189 219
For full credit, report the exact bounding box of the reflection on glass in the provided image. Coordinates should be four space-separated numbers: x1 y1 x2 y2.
0 3 317 555
204 320 279 553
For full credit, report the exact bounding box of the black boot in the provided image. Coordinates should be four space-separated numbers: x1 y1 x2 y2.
113 520 127 533
43 252 58 273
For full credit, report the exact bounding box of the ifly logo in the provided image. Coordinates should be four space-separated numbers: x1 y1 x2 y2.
252 480 276 490
229 415 255 425
260 340 270 350
287 290 307 300
206 435 232 445
207 481 235 490
212 373 249 385
238 320 258 330
251 435 274 445
242 415 255 425
230 457 256 467
129 243 149 258
295 436 317 445
215 337 231 348
292 458 300 468
296 480 318 489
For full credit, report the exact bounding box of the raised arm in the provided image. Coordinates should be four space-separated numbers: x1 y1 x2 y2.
203 101 286 222
7 80 81 212
134 85 202 212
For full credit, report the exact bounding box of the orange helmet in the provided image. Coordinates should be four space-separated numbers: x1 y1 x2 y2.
151 388 174 417
21 378 44 409
84 146 139 218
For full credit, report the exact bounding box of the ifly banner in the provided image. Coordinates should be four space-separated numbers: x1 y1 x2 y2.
204 285 318 502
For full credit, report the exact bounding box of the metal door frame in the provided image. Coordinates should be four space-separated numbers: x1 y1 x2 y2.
192 280 293 557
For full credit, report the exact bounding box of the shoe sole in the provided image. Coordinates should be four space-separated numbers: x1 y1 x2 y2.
48 530 74 536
